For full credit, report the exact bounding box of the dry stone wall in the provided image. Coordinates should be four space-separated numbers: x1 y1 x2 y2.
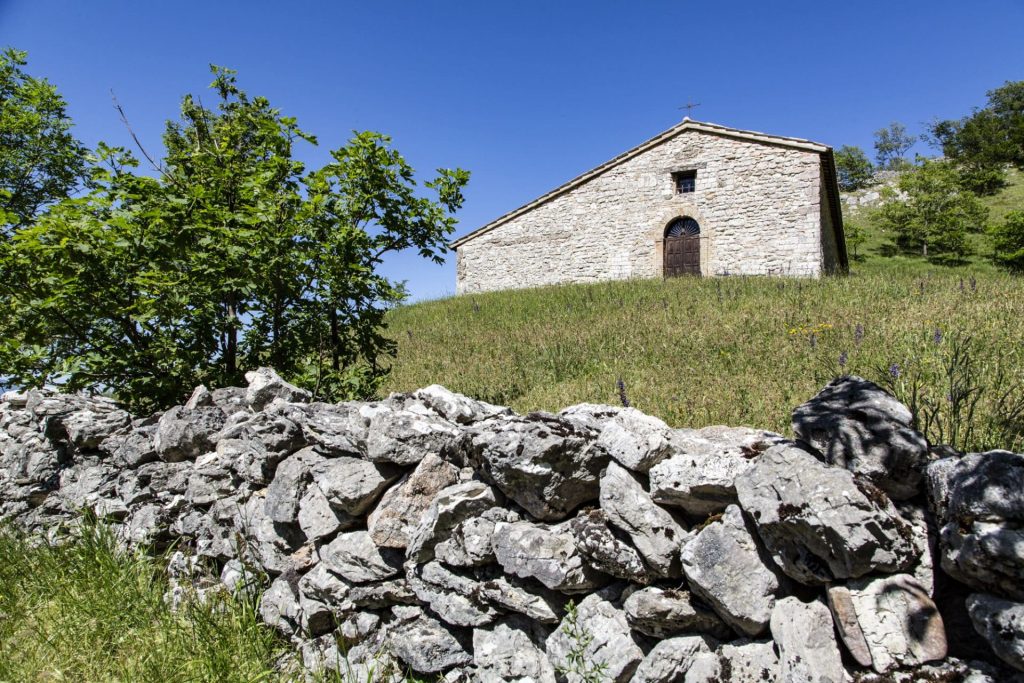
457 129 835 294
2 369 1024 682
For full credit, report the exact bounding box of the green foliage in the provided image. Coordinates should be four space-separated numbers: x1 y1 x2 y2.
877 158 988 260
843 219 866 260
0 48 87 233
991 210 1024 273
0 518 287 681
384 263 1024 454
834 145 874 191
873 121 917 170
0 66 469 411
554 600 609 683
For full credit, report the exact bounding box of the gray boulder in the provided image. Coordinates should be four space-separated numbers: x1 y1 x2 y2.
367 453 460 549
568 509 652 584
406 561 499 628
434 507 520 568
365 404 463 466
600 461 687 578
770 597 846 683
320 530 403 584
297 482 354 541
927 451 1024 599
792 375 929 500
268 400 366 456
264 446 324 524
827 573 946 673
412 385 512 425
244 367 311 410
596 408 674 472
735 443 918 583
492 520 607 593
546 592 645 683
311 456 402 516
406 480 498 562
387 607 472 674
623 586 731 639
648 425 789 515
632 635 716 683
259 576 302 636
347 579 417 608
50 403 132 451
100 421 157 467
473 574 563 624
680 505 785 637
154 405 226 462
467 412 607 521
713 641 779 683
967 593 1024 672
472 616 556 683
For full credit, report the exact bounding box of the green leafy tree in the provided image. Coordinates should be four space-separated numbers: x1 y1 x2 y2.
874 122 917 171
0 67 468 411
843 219 867 260
834 145 874 191
991 211 1024 273
0 48 87 233
877 158 987 260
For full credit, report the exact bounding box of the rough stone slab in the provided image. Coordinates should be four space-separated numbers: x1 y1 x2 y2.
367 453 459 549
434 507 520 568
770 596 846 683
245 367 311 410
364 406 462 466
259 576 301 636
599 460 687 578
320 530 403 584
473 574 563 624
412 385 512 425
568 509 651 584
154 405 226 462
387 607 472 674
827 573 946 673
265 446 324 524
545 592 644 683
406 480 498 562
407 561 499 628
632 635 716 683
735 443 919 584
680 504 785 637
311 456 402 516
649 425 789 515
927 451 1024 600
268 401 366 456
472 616 556 683
793 375 929 500
492 520 607 593
714 641 780 683
298 482 354 542
967 593 1024 672
597 408 675 472
623 586 731 639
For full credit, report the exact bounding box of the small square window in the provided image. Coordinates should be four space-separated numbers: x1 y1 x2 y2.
673 170 697 194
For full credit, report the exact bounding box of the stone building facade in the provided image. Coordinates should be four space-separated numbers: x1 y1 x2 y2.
453 119 847 294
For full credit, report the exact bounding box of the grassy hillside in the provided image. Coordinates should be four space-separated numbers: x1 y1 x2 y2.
383 261 1024 454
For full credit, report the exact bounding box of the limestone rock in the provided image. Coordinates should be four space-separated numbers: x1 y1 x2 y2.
492 520 607 593
633 635 716 683
406 480 498 562
680 505 785 637
412 385 511 425
268 400 366 456
367 453 460 549
596 408 674 472
473 574 563 624
298 482 354 541
259 576 301 636
927 451 1024 600
347 579 417 608
407 561 499 628
51 404 132 451
365 406 462 466
770 597 846 683
648 425 789 515
100 421 157 467
434 507 520 568
599 461 687 578
244 367 311 410
265 446 324 524
568 509 652 584
154 405 226 462
298 563 353 609
472 616 556 683
623 586 732 639
387 607 472 674
311 456 402 516
827 573 946 673
545 592 644 683
714 641 780 683
967 593 1024 672
320 530 402 584
735 443 918 584
467 412 607 521
792 375 929 500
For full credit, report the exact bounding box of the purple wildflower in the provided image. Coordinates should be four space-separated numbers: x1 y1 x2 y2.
933 328 943 345
889 363 901 379
839 351 848 369
616 378 630 408
809 333 817 349
854 323 864 347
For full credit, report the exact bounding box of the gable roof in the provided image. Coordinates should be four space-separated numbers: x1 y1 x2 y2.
451 118 835 249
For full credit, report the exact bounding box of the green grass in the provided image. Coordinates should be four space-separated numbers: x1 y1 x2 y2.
0 520 288 682
383 262 1024 453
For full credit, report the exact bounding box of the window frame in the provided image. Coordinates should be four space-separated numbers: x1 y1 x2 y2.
673 170 697 194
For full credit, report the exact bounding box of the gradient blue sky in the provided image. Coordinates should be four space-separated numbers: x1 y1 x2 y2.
3 1 1023 300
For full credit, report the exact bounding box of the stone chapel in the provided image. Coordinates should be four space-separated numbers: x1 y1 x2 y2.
452 118 847 294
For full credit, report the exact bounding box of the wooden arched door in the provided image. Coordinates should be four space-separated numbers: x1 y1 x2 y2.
664 217 701 277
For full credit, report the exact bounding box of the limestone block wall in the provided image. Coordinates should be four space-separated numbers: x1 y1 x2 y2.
456 129 831 294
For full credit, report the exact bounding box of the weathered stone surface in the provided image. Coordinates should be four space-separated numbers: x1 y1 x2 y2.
216 410 303 464
967 593 1024 672
467 412 607 521
311 456 402 516
154 405 226 462
546 592 644 683
406 481 498 562
298 563 353 609
259 576 301 636
320 530 403 584
735 443 918 583
681 652 721 683
347 579 417 608
633 635 716 683
473 574 563 624
365 406 462 466
367 453 459 549
245 367 311 410
597 408 674 472
52 404 132 451
927 451 1024 600
714 641 780 683
387 607 472 674
298 482 354 541
265 446 324 524
101 420 158 467
472 616 556 683
407 561 499 627
770 597 846 683
680 504 785 637
623 586 731 639
827 573 946 673
649 425 788 515
492 520 607 593
434 507 520 568
568 509 651 584
793 375 929 500
600 461 687 578
412 385 511 425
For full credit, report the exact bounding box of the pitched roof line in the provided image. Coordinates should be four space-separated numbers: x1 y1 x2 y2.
451 118 832 249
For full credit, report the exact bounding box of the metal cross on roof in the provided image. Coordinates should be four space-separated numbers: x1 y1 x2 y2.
679 100 701 118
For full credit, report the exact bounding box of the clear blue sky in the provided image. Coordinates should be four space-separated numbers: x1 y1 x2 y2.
3 0 1023 300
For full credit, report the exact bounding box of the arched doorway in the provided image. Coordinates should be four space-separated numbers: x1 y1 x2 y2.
664 217 701 277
